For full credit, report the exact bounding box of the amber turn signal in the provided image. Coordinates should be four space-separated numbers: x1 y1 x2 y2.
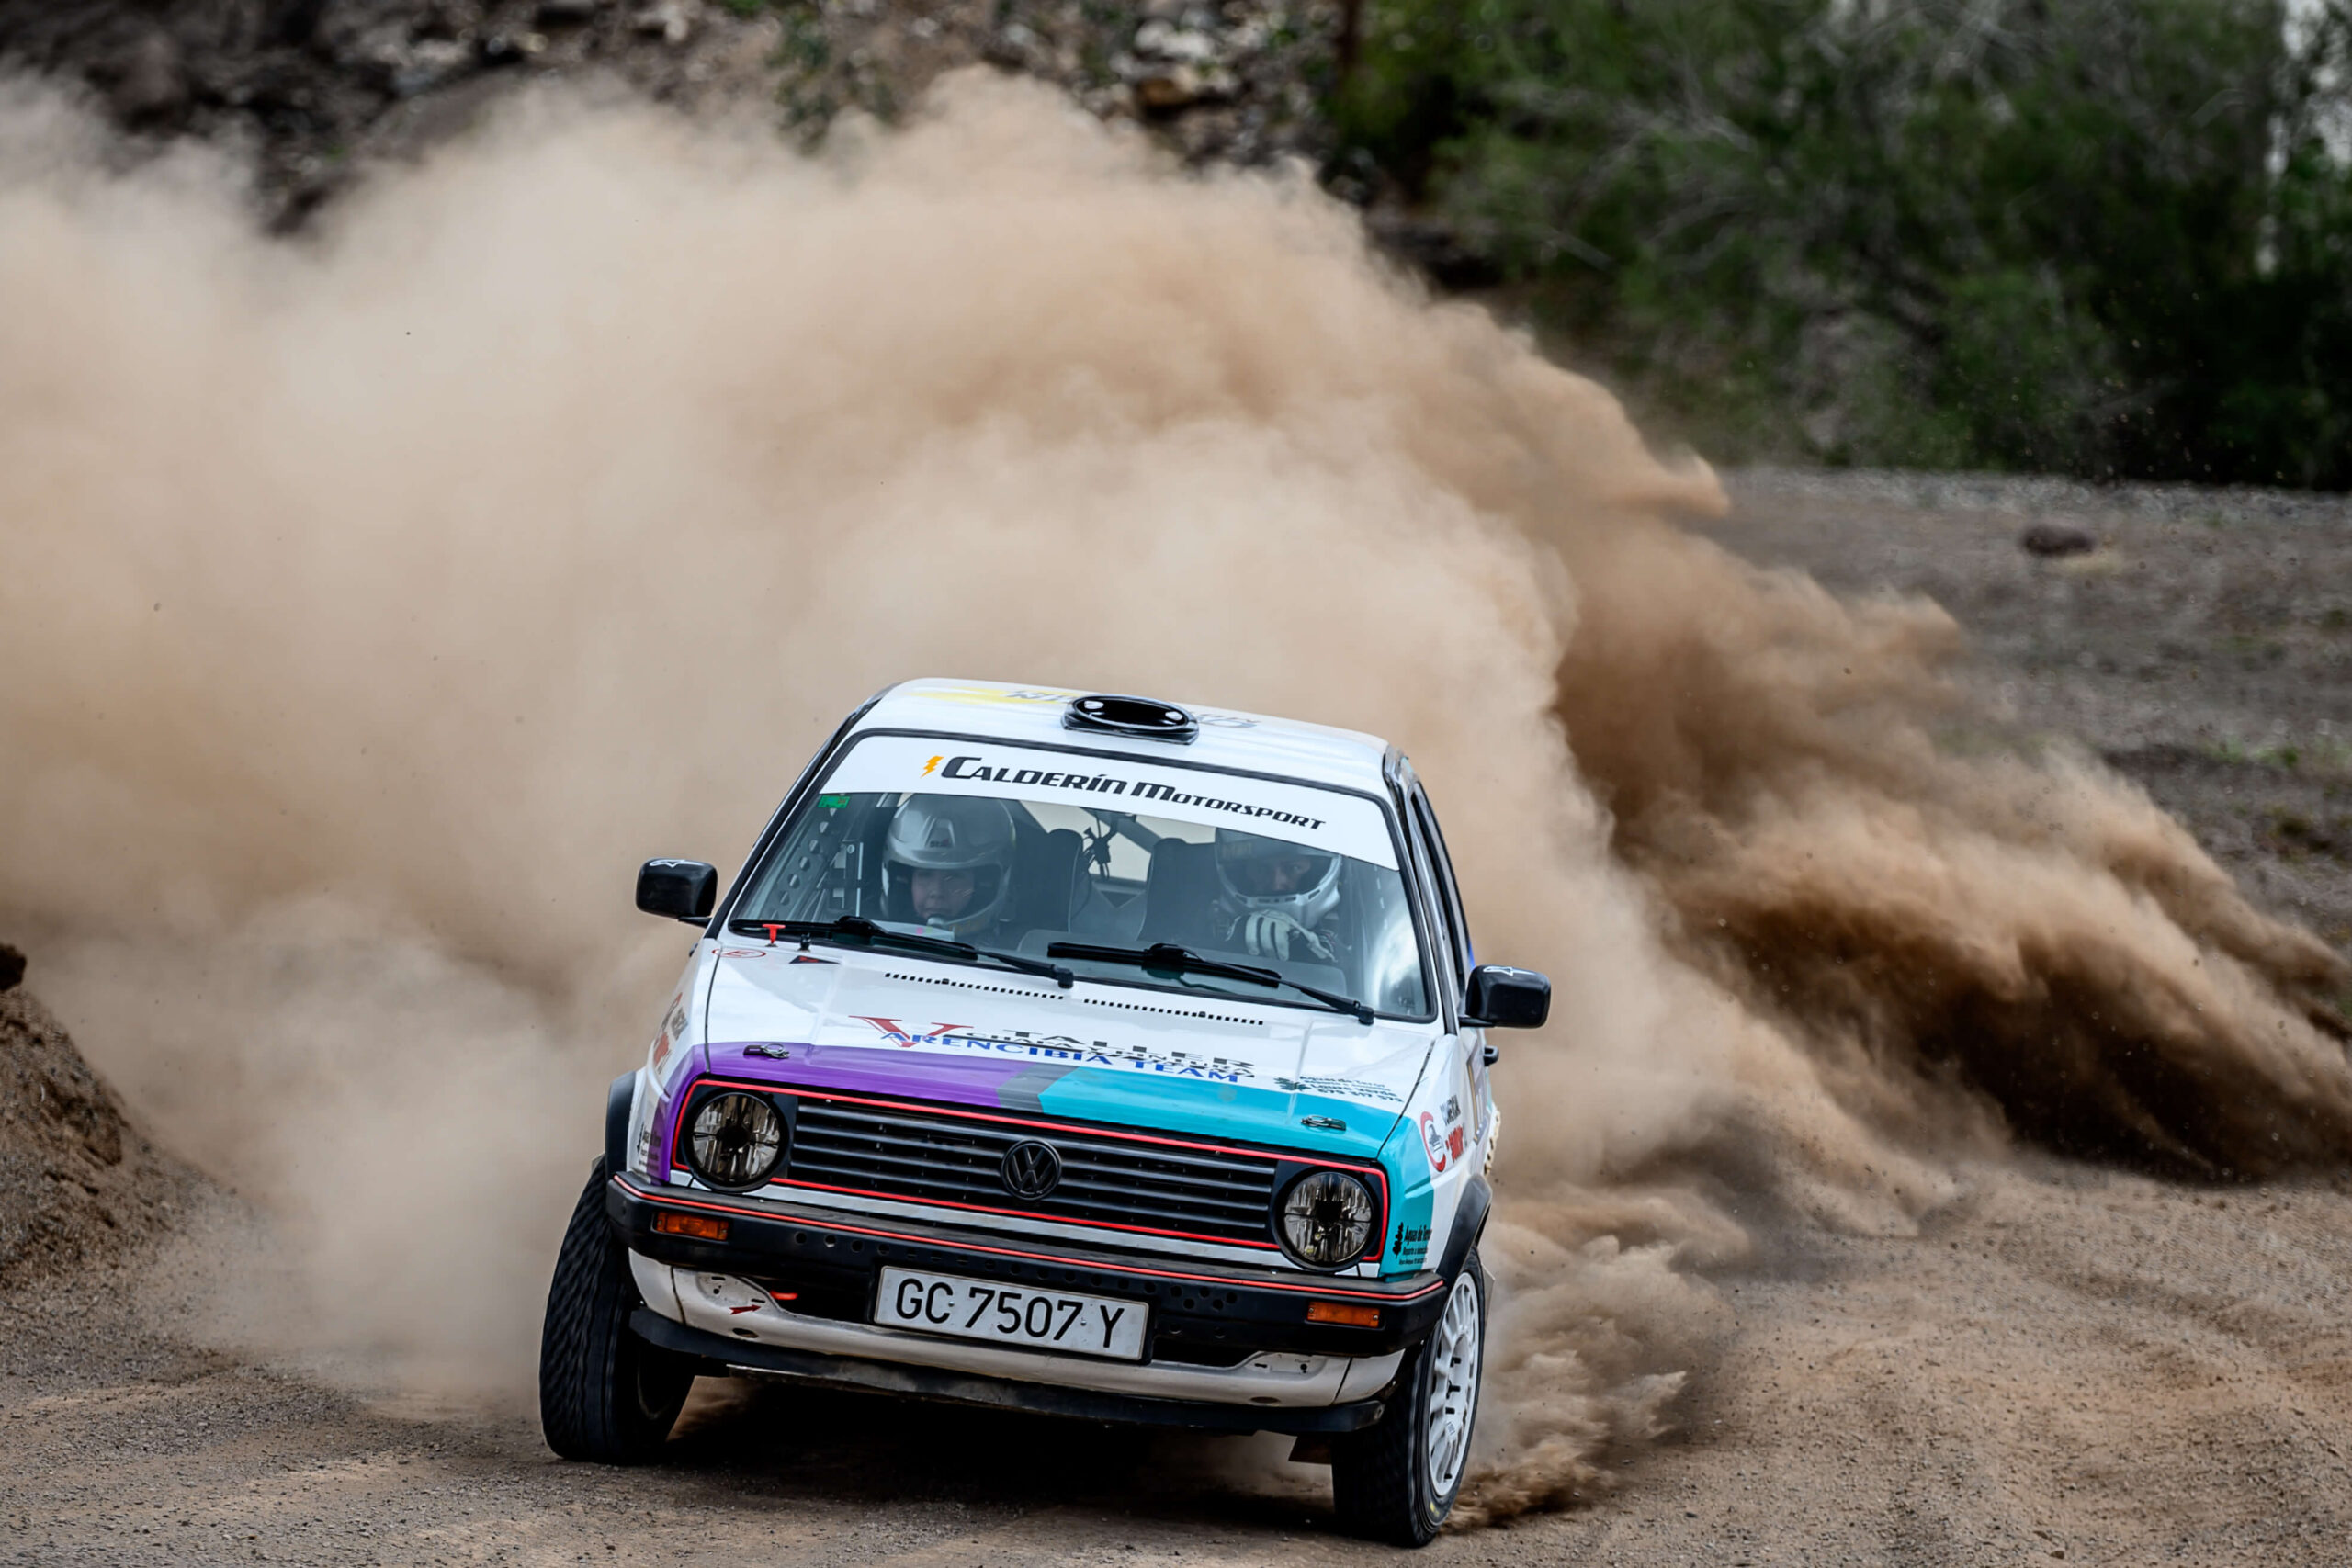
1305 1301 1381 1328
653 1211 729 1242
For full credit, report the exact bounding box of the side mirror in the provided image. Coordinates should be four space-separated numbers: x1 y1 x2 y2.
1464 964 1550 1029
637 859 718 925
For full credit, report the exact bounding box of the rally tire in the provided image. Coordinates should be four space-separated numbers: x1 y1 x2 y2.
1330 1248 1486 1547
538 1157 695 1463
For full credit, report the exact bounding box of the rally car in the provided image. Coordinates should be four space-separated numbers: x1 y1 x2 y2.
537 680 1549 1544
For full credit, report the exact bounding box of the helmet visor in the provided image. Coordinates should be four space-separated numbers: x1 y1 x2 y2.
1216 838 1336 899
892 861 1005 925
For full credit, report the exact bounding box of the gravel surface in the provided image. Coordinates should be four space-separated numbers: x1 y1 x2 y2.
6 1160 2350 1566
4 469 2349 1564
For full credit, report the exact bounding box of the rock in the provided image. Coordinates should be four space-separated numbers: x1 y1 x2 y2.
1131 62 1235 112
984 21 1047 70
633 0 699 46
0 944 21 994
481 31 550 65
390 38 474 98
2020 521 2098 558
104 30 189 125
1134 19 1221 62
1132 64 1199 109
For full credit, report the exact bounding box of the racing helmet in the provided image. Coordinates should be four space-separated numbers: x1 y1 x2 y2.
1213 829 1340 931
883 795 1017 937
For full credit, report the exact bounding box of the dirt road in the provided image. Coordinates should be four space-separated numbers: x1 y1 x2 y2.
5 470 2348 1566
6 1159 2350 1566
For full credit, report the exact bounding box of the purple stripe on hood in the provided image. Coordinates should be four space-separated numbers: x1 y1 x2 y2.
697 1042 1076 1116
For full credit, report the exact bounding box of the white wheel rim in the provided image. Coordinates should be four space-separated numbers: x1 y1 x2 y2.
1422 1267 1482 1496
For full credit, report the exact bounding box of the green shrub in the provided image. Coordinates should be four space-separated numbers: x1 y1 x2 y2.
1337 0 2352 486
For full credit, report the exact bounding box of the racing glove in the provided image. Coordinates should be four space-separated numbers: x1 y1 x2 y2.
1238 910 1335 963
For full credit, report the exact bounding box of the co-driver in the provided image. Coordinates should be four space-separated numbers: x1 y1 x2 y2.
1212 830 1344 964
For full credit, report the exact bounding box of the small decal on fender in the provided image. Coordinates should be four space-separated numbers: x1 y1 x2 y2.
1419 1111 1449 1173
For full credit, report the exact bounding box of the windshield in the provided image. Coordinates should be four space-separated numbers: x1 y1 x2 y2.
731 735 1430 1019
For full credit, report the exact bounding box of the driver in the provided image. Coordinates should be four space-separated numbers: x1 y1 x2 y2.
883 795 1018 941
1213 829 1342 964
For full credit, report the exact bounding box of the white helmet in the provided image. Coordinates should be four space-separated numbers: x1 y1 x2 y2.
1214 830 1341 932
884 795 1017 937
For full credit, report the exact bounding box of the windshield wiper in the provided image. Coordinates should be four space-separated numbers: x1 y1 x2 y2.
1045 941 1374 1024
730 917 1073 989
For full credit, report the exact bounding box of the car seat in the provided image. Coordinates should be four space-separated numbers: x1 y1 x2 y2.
1002 825 1084 940
1136 839 1222 950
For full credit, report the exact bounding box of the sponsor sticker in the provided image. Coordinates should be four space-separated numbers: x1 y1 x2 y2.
818 734 1396 869
1278 1075 1400 1103
1419 1111 1449 1172
854 1016 1256 1082
649 991 688 1074
920 686 1074 709
1391 1222 1432 1266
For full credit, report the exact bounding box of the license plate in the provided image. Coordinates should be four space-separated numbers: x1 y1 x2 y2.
873 1267 1148 1360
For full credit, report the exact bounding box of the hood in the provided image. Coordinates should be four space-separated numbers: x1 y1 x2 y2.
693 942 1433 1164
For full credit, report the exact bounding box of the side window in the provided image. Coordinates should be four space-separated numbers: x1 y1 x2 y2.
1408 785 1473 990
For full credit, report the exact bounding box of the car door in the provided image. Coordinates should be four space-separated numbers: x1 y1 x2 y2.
1404 780 1490 1164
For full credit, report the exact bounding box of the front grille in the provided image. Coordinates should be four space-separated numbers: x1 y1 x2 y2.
779 1096 1282 1247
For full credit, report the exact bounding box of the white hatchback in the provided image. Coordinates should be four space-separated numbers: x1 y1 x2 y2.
537 680 1551 1544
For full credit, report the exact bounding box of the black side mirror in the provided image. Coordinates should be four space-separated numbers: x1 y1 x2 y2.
1464 964 1550 1029
637 859 718 925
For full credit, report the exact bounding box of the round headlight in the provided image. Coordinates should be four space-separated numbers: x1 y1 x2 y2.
686 1092 786 1190
1276 1169 1375 1269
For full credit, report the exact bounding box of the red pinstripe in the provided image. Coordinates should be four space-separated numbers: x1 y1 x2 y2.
612 1173 1437 1302
669 1076 1391 1263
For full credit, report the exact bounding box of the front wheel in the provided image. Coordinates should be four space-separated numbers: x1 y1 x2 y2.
538 1157 695 1463
1331 1248 1486 1546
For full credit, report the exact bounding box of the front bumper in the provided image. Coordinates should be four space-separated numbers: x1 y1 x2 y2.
628 1308 1391 1434
606 1171 1445 1413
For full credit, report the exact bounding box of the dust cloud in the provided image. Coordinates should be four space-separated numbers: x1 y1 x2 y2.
2 67 2345 1515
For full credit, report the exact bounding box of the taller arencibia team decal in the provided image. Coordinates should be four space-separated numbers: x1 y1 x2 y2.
850 1016 1258 1082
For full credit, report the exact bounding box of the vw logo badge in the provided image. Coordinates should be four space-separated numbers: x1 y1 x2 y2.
1000 1140 1062 1201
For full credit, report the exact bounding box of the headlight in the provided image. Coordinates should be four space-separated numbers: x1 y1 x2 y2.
686 1092 786 1190
1276 1169 1375 1269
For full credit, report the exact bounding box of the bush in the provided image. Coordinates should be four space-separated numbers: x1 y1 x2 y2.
1338 0 2352 486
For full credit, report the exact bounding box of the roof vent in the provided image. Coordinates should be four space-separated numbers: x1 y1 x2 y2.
1062 694 1199 744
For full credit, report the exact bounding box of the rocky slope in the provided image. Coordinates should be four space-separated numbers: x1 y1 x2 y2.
0 952 201 1288
0 0 1343 225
